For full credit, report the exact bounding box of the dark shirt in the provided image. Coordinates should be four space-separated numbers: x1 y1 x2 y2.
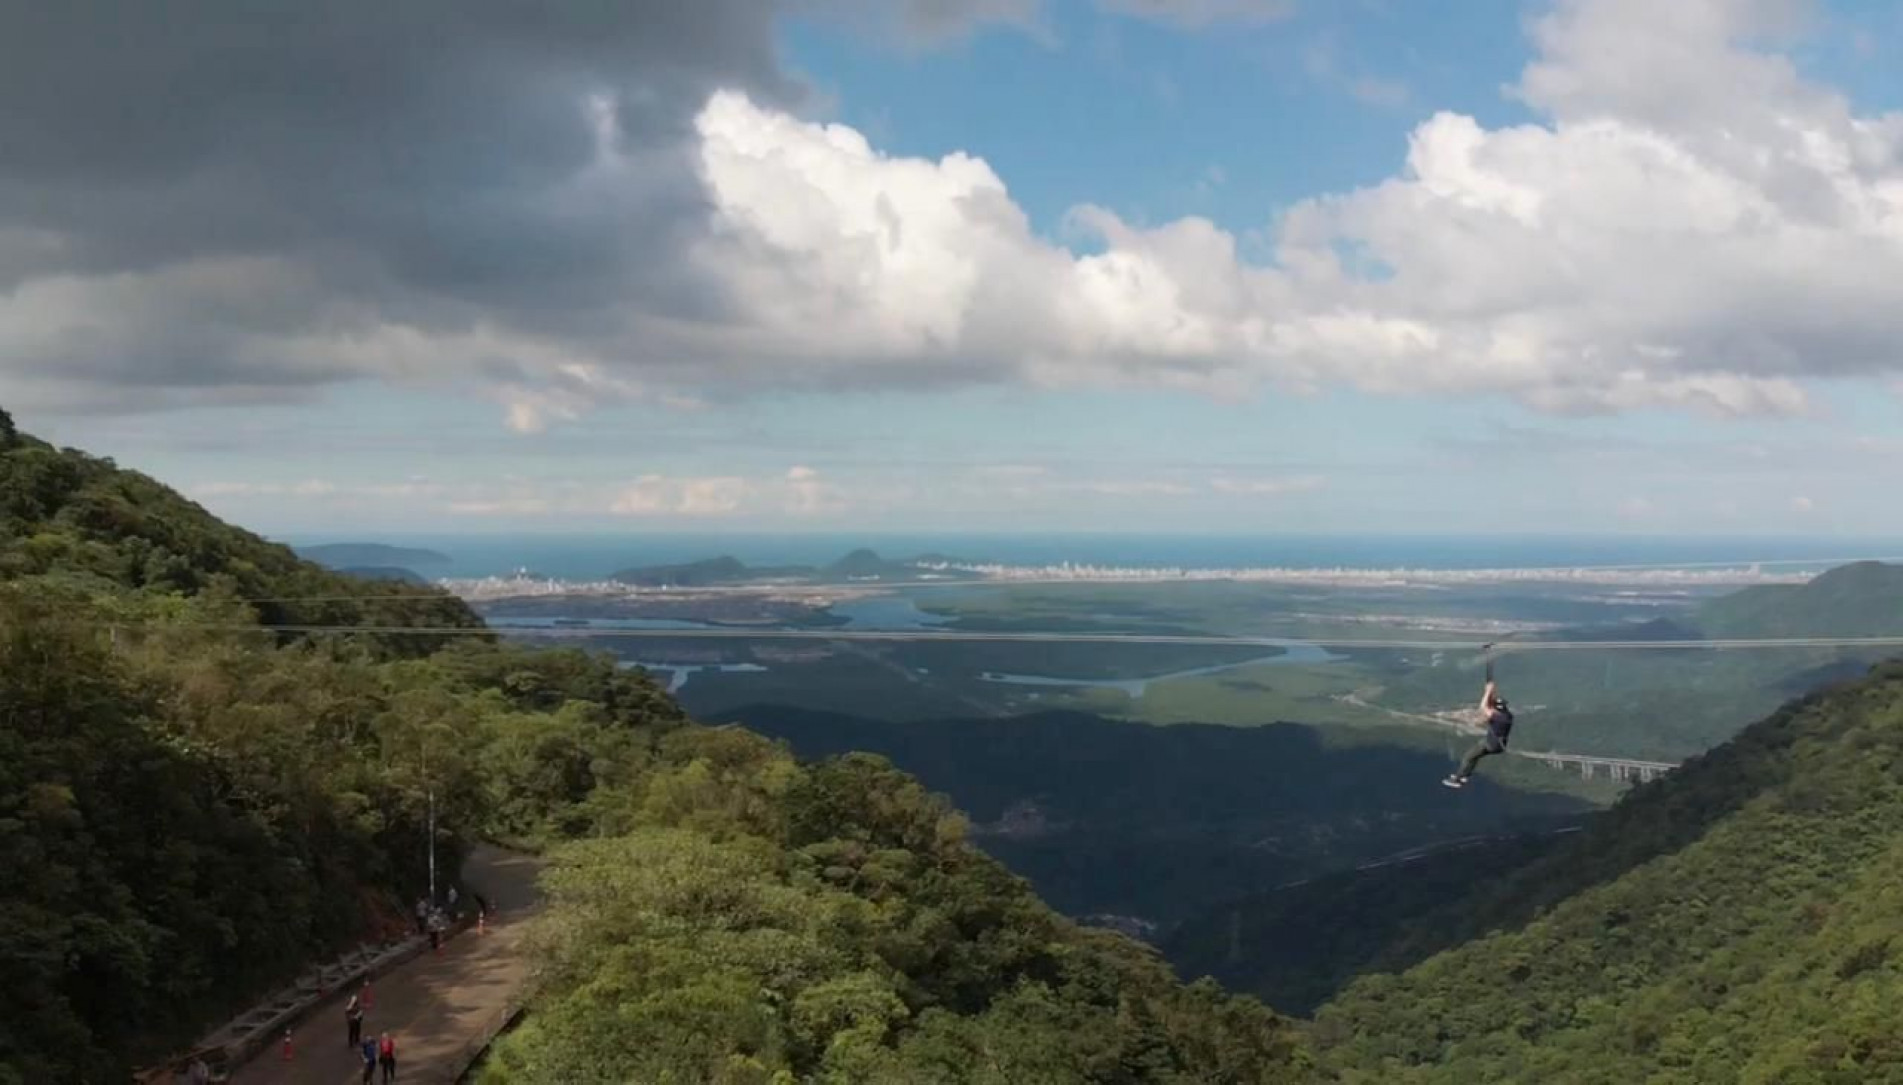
1486 707 1514 740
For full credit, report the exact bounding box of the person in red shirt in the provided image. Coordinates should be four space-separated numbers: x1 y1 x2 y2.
378 1032 397 1082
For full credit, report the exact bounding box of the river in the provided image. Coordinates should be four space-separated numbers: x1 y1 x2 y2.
977 640 1343 697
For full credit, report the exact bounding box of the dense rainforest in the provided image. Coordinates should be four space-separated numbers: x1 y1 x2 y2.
0 408 1309 1083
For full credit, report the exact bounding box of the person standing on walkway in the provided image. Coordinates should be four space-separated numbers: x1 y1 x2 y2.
345 992 365 1048
447 885 458 915
360 1037 378 1084
378 1032 397 1082
414 896 428 936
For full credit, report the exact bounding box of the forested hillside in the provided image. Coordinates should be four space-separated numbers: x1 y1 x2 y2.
1698 560 1903 638
0 409 1311 1083
0 411 483 650
477 735 1310 1083
1312 659 1903 1082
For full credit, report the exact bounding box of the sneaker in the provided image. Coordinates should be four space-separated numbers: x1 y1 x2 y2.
1442 775 1465 789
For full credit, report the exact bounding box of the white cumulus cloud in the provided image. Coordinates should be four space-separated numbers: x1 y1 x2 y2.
679 0 1903 419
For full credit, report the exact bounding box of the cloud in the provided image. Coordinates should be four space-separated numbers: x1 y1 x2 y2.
188 470 840 519
9 0 1903 428
1209 474 1325 495
1303 35 1412 109
784 464 851 515
808 0 1296 44
191 479 343 498
1078 480 1198 496
1097 0 1297 28
1193 164 1230 198
1346 75 1411 108
0 1 807 416
796 0 1051 47
610 475 750 515
683 0 1903 418
966 471 1320 500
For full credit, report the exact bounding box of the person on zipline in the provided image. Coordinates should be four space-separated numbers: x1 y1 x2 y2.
1444 673 1512 789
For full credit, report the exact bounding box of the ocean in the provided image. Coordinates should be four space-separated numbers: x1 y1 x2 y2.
277 532 1903 582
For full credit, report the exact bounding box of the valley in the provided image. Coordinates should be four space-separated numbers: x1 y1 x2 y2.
426 554 1903 956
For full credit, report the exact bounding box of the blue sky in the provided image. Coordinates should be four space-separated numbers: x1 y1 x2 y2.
10 0 1903 537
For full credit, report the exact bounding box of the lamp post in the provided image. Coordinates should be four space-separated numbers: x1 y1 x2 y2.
427 786 437 907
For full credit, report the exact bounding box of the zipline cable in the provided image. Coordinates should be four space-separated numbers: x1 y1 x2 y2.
47 621 1903 653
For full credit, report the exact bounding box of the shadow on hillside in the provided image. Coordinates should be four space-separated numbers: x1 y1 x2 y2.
1163 829 1575 1015
728 677 1875 1017
718 706 1595 925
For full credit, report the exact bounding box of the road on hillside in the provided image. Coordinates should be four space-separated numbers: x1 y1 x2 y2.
227 846 543 1085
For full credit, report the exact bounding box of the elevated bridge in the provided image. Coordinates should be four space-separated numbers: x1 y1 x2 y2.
1512 750 1679 783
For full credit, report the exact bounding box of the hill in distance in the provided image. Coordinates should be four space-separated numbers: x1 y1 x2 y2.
610 548 980 586
338 565 431 585
610 554 801 586
296 541 452 569
1699 559 1903 638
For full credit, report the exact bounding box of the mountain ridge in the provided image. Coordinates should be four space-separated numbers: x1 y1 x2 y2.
1698 559 1903 638
296 541 452 569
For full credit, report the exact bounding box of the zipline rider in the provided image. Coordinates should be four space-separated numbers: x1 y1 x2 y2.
1445 651 1513 789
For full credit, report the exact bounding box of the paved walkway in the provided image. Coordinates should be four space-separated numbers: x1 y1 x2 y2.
229 846 543 1084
